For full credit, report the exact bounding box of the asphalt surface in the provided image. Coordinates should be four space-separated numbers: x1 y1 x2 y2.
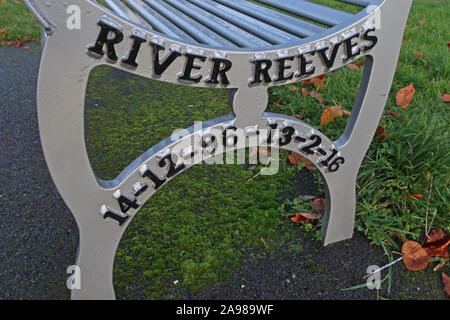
0 43 447 300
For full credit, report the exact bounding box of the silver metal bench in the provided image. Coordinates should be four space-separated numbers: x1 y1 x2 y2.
24 0 412 299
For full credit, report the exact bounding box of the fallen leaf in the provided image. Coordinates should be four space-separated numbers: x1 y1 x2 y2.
347 64 361 71
303 75 326 90
288 152 315 172
312 198 325 214
291 212 321 223
396 83 415 109
384 110 404 119
423 230 450 260
0 29 6 35
440 94 450 103
321 109 334 126
424 241 450 260
301 88 308 97
409 193 424 200
313 77 325 90
442 273 450 296
402 241 431 271
414 51 424 59
289 84 300 91
15 40 22 48
426 229 450 245
321 106 344 126
419 19 426 25
375 126 387 142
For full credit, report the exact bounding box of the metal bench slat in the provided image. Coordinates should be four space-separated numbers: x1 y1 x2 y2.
101 0 148 27
254 0 354 26
124 0 197 43
336 0 371 7
142 0 237 47
162 0 271 48
213 0 326 38
186 0 302 45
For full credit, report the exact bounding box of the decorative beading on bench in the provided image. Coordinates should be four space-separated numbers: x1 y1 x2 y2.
24 0 412 299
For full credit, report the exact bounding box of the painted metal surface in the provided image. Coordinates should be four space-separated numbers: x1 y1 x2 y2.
23 0 412 299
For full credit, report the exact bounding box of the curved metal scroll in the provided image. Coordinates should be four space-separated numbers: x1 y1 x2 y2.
24 0 412 299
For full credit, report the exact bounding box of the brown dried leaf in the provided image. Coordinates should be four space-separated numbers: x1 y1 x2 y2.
375 126 387 142
291 212 321 223
321 106 343 126
288 152 315 172
442 273 450 296
426 229 449 245
402 241 431 271
396 83 415 109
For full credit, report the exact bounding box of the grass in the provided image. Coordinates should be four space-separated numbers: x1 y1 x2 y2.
3 0 450 299
0 0 41 43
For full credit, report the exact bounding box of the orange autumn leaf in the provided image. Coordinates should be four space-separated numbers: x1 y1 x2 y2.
409 193 424 200
414 51 424 59
443 273 450 296
424 241 450 260
425 229 449 245
440 94 450 103
423 230 450 260
347 64 361 71
321 106 344 126
402 240 431 271
0 29 6 35
288 152 315 172
396 83 415 109
288 84 300 91
301 88 308 97
313 77 325 90
303 75 326 86
291 212 321 223
321 109 334 126
312 198 325 214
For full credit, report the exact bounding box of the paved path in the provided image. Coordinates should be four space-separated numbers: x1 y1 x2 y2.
0 43 447 300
